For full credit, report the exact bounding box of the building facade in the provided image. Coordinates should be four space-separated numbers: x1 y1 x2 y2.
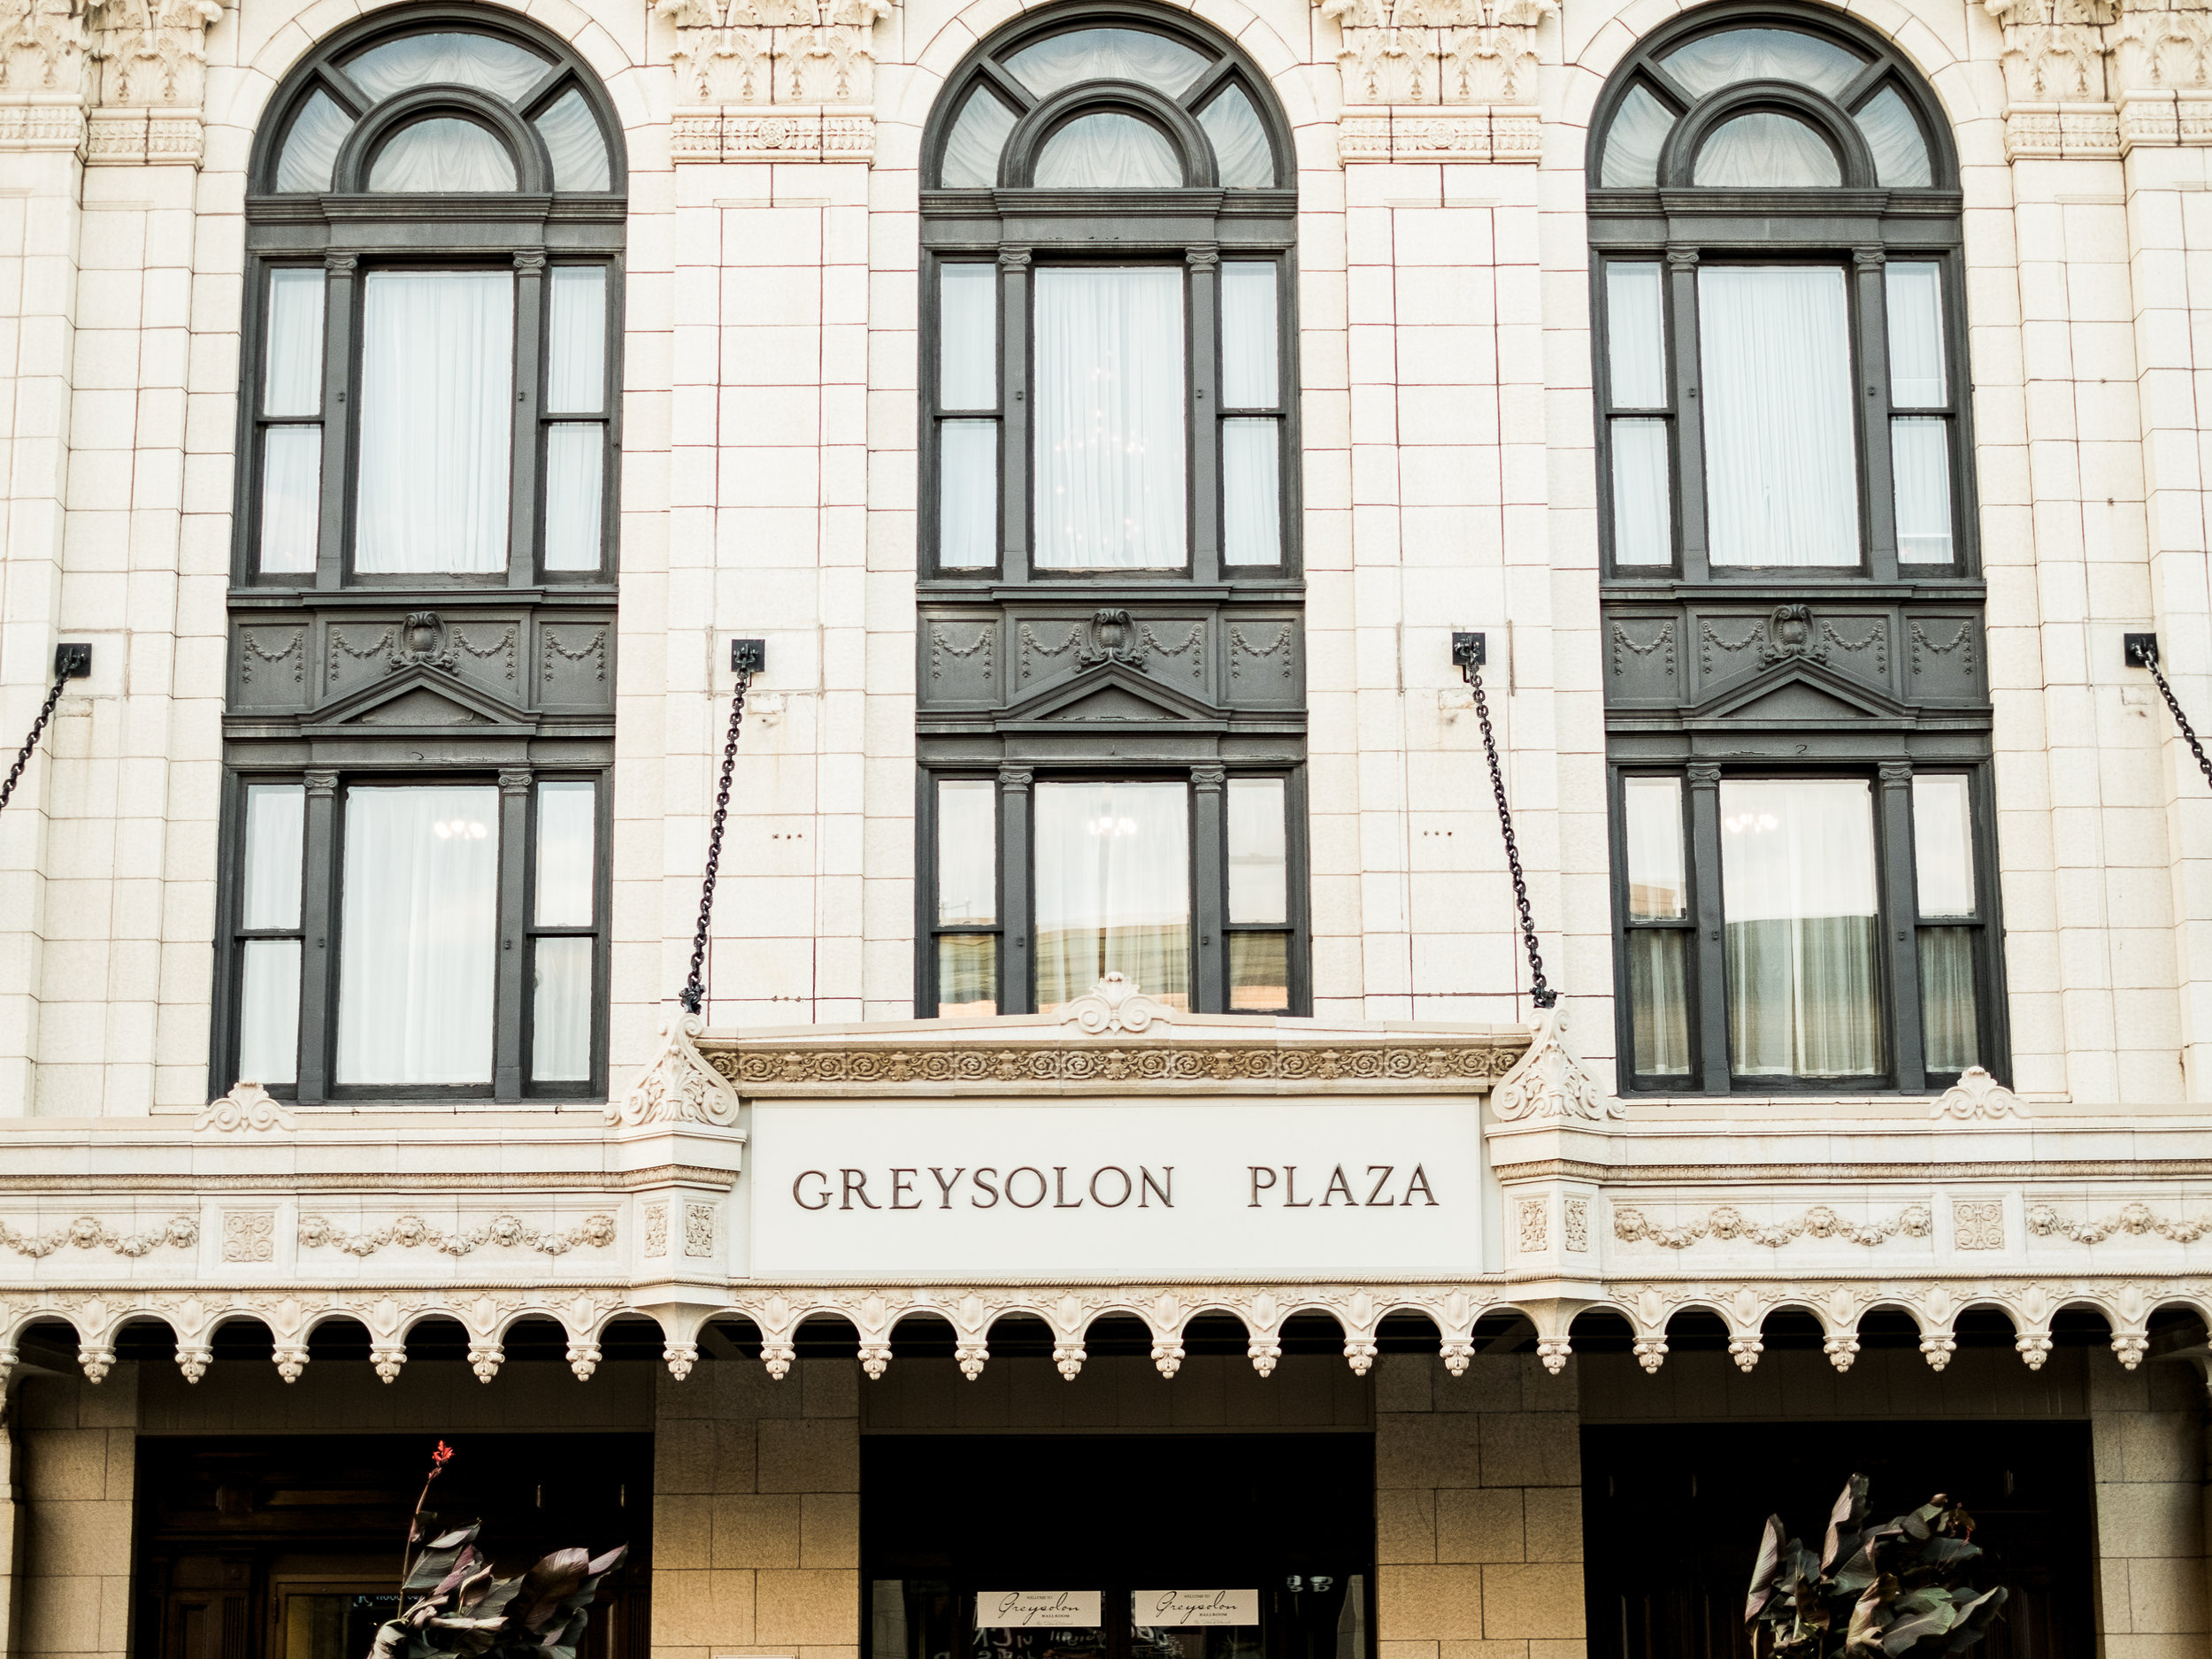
0 0 2207 1651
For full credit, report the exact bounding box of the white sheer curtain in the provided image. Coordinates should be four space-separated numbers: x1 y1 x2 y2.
237 784 305 1087
1226 778 1286 923
941 89 1015 188
1601 84 1676 188
939 422 997 566
1693 112 1840 187
368 118 518 191
940 263 997 411
1885 262 1945 406
277 90 354 192
1004 27 1208 96
534 89 611 191
547 268 605 412
1624 776 1689 1078
1700 266 1858 566
1221 263 1278 408
1034 113 1182 188
1034 781 1189 1010
1199 88 1274 186
1720 778 1883 1077
1855 87 1932 187
343 31 549 102
356 271 513 572
335 785 499 1086
1034 267 1186 567
1222 419 1280 565
261 428 322 574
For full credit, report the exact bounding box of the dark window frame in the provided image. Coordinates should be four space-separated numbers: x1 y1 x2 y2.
1607 757 2008 1096
211 762 613 1104
234 5 627 594
916 761 1310 1018
1586 1 1973 587
918 1 1302 590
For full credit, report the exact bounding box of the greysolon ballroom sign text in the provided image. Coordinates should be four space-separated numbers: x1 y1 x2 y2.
748 1098 1483 1277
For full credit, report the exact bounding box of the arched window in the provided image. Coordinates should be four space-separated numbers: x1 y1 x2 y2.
922 8 1295 580
1586 12 1964 580
915 11 1310 1023
242 17 625 586
215 15 625 1107
1592 12 2004 1100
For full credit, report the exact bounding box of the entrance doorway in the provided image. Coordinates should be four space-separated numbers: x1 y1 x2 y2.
864 1436 1372 1659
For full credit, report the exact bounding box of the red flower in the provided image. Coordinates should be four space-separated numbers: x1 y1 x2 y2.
429 1440 455 1479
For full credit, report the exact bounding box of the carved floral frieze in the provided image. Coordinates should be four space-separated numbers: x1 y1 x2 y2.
297 1213 618 1259
1983 0 2212 157
651 0 889 160
1316 0 1551 162
0 0 225 160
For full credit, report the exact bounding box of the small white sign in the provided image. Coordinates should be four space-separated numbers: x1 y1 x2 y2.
976 1592 1103 1629
1133 1591 1261 1628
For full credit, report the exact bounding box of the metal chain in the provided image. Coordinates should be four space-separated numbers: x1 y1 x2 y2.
1463 657 1557 1010
0 667 71 818
679 666 755 1016
2139 640 2212 793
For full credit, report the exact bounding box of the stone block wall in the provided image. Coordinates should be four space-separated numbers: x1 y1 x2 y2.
1372 1352 1584 1659
15 1368 135 1659
2089 1358 2210 1657
653 1356 862 1659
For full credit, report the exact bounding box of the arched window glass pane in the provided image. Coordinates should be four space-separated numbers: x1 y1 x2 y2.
1692 111 1840 187
1005 27 1209 97
1659 27 1863 98
1601 83 1675 187
1035 112 1181 188
276 89 353 192
1854 85 1932 186
534 88 610 189
1198 86 1274 186
941 88 1016 187
343 31 550 103
368 117 518 191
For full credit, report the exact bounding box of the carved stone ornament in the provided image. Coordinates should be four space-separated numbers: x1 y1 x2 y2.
1932 1065 2028 1121
606 1011 742 1128
1976 0 2212 157
650 0 890 160
197 1080 296 1133
0 0 227 161
1057 972 1171 1037
1488 1004 1617 1123
1318 0 1551 162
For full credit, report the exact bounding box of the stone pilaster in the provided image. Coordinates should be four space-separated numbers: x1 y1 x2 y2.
16 1369 134 1659
1984 0 2122 158
1374 1352 1582 1659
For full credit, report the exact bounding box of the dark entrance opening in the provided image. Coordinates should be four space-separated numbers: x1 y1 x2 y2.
1581 1421 2094 1659
133 1434 651 1659
864 1435 1372 1659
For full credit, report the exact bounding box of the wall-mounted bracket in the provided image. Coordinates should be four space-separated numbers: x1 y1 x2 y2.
54 644 90 680
1451 632 1487 670
730 638 766 677
2125 633 2160 669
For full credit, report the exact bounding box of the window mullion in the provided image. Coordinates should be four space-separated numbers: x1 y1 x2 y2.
1192 764 1227 1012
1878 759 1924 1091
318 252 357 591
511 250 548 586
999 247 1031 583
1686 762 1729 1093
1855 246 1901 581
1189 248 1221 583
998 764 1034 1015
1666 248 1709 582
495 766 533 1100
296 770 340 1102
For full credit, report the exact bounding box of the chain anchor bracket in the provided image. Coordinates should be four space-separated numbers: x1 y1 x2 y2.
679 639 766 1017
0 643 90 818
1454 631 1555 1011
2126 633 2212 794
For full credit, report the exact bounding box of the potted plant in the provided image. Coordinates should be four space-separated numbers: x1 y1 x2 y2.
1744 1474 2008 1657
